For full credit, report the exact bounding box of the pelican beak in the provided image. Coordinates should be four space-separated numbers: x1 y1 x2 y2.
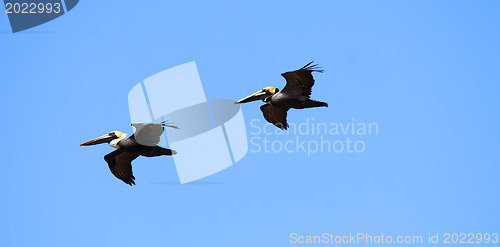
80 133 116 146
235 89 271 104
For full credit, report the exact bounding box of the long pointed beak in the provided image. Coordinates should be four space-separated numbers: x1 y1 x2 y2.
235 90 270 104
80 133 115 146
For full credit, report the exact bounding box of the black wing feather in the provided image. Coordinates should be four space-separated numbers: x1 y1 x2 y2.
104 149 140 186
260 104 289 130
281 61 323 97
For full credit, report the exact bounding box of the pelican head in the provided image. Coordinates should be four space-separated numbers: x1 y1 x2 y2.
80 131 127 148
235 86 279 104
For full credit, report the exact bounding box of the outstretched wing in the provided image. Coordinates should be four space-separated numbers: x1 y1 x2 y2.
281 61 323 97
104 149 140 186
132 121 178 146
260 104 289 130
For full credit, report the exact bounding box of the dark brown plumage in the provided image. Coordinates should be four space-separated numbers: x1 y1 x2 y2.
237 61 328 129
81 122 176 186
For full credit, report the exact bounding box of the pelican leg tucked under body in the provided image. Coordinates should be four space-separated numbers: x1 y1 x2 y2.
236 61 328 129
80 122 177 186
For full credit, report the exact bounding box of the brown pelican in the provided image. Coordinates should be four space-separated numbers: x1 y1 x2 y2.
236 61 328 129
80 122 177 186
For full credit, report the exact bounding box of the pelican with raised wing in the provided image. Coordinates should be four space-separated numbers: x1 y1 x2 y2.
236 61 328 129
80 122 178 186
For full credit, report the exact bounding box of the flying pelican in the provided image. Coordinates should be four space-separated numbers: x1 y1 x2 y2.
235 61 328 129
80 122 177 186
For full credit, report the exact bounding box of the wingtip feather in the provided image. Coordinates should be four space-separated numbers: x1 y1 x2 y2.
301 61 324 73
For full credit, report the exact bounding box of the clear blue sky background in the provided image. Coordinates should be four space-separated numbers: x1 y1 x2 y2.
1 1 499 246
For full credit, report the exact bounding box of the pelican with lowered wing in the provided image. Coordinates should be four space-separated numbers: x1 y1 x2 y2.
236 61 328 129
80 122 177 186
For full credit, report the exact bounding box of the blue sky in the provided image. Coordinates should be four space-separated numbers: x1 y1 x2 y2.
1 1 499 246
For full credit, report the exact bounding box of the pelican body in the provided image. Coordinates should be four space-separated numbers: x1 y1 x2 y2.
236 61 328 129
80 122 177 186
